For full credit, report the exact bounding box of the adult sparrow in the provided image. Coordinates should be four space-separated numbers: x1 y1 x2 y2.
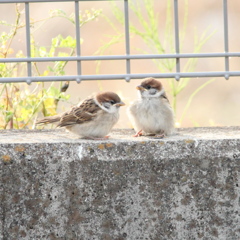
37 92 125 139
128 78 175 137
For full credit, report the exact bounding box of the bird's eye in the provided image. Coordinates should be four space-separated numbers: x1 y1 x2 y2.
110 100 115 104
146 85 151 90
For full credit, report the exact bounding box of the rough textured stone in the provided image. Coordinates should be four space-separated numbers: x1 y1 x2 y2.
0 127 240 240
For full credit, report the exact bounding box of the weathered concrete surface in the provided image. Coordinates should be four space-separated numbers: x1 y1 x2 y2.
0 127 240 240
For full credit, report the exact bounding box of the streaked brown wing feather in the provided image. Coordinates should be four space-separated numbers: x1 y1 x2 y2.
57 98 99 127
36 115 61 125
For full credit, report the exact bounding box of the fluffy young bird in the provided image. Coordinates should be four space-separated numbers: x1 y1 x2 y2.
128 78 175 137
37 92 125 139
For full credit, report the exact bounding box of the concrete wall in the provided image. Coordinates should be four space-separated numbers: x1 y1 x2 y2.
1 127 240 240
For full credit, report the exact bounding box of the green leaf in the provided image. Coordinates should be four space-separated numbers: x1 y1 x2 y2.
5 111 13 122
59 36 76 48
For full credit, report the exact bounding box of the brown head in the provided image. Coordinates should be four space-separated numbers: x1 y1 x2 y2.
96 92 125 113
137 78 163 91
136 78 164 98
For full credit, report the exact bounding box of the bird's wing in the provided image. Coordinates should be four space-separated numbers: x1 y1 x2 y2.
36 115 61 125
161 92 170 103
57 98 99 127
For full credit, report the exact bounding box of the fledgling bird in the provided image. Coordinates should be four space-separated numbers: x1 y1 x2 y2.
37 92 125 139
128 78 175 137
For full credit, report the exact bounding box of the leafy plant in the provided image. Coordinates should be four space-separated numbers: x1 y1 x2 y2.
97 0 216 125
0 4 101 129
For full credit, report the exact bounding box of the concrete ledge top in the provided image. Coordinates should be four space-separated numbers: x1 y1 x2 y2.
1 127 240 162
0 126 240 144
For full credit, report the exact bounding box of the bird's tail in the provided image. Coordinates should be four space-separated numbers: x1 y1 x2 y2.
36 115 61 125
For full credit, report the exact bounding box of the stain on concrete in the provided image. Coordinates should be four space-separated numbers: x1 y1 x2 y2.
1 154 11 162
98 144 105 150
105 143 113 148
14 145 26 152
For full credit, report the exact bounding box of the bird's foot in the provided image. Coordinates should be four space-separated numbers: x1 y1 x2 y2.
103 135 110 139
133 130 143 137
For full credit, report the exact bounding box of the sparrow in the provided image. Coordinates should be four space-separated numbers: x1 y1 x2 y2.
37 92 125 139
128 78 175 137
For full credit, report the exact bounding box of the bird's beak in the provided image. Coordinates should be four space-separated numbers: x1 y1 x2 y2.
136 85 147 91
115 101 125 107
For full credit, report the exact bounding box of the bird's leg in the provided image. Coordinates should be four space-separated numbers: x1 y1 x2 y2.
133 130 143 137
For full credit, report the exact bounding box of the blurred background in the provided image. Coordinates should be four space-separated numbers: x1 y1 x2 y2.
0 0 240 129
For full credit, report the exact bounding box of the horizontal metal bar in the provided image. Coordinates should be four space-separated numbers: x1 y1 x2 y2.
1 52 240 63
0 0 121 3
1 71 240 83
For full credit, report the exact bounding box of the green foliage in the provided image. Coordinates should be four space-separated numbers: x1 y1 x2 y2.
0 4 101 129
99 0 216 125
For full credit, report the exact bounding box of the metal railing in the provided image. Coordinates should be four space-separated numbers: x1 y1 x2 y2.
0 0 239 84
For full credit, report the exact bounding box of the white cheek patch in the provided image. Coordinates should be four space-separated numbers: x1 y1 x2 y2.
141 89 165 98
107 105 119 114
155 89 165 97
93 97 119 114
94 97 108 112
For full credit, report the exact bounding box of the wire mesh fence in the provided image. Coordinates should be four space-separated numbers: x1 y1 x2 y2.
0 0 239 84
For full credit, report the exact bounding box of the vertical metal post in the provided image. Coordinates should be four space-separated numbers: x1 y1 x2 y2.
75 0 82 83
173 0 180 81
223 0 229 80
124 0 131 82
25 2 32 84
